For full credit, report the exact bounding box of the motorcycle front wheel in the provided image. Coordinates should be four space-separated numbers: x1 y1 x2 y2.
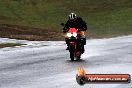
70 52 74 61
69 44 75 61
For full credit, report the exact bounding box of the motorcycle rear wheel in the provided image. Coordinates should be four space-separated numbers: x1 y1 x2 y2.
75 51 81 60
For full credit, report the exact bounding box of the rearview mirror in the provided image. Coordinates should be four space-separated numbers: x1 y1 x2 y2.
60 23 65 26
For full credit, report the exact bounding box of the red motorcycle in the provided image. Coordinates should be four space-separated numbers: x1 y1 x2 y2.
65 27 85 61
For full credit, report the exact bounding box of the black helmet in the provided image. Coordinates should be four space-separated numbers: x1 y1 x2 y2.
69 13 77 20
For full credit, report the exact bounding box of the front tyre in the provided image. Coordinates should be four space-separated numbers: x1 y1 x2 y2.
69 44 75 61
70 52 74 61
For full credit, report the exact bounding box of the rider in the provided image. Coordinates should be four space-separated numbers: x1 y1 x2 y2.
63 13 87 53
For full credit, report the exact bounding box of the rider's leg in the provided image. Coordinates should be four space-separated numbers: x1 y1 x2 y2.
65 38 69 50
63 33 69 50
80 31 86 53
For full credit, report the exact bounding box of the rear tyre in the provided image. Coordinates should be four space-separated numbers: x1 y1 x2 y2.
76 51 81 60
77 55 81 60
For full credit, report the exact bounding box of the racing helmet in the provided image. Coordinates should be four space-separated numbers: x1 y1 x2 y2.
69 13 77 20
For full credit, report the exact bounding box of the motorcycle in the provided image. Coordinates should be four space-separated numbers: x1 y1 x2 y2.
66 28 82 60
61 23 86 61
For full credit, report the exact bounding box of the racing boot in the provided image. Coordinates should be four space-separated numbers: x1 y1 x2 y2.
66 45 69 50
81 45 85 54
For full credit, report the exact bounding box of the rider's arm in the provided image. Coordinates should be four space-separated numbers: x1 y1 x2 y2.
80 18 87 31
83 21 87 31
63 20 70 33
77 17 87 31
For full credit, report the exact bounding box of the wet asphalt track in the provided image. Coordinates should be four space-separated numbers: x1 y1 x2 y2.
0 36 132 88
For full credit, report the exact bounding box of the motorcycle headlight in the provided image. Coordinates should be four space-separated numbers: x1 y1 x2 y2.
73 32 77 37
66 33 72 37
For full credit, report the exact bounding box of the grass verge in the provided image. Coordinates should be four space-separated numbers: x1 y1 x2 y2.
0 0 131 40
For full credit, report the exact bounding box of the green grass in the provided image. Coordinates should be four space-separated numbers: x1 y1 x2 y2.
0 0 132 38
0 43 24 48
